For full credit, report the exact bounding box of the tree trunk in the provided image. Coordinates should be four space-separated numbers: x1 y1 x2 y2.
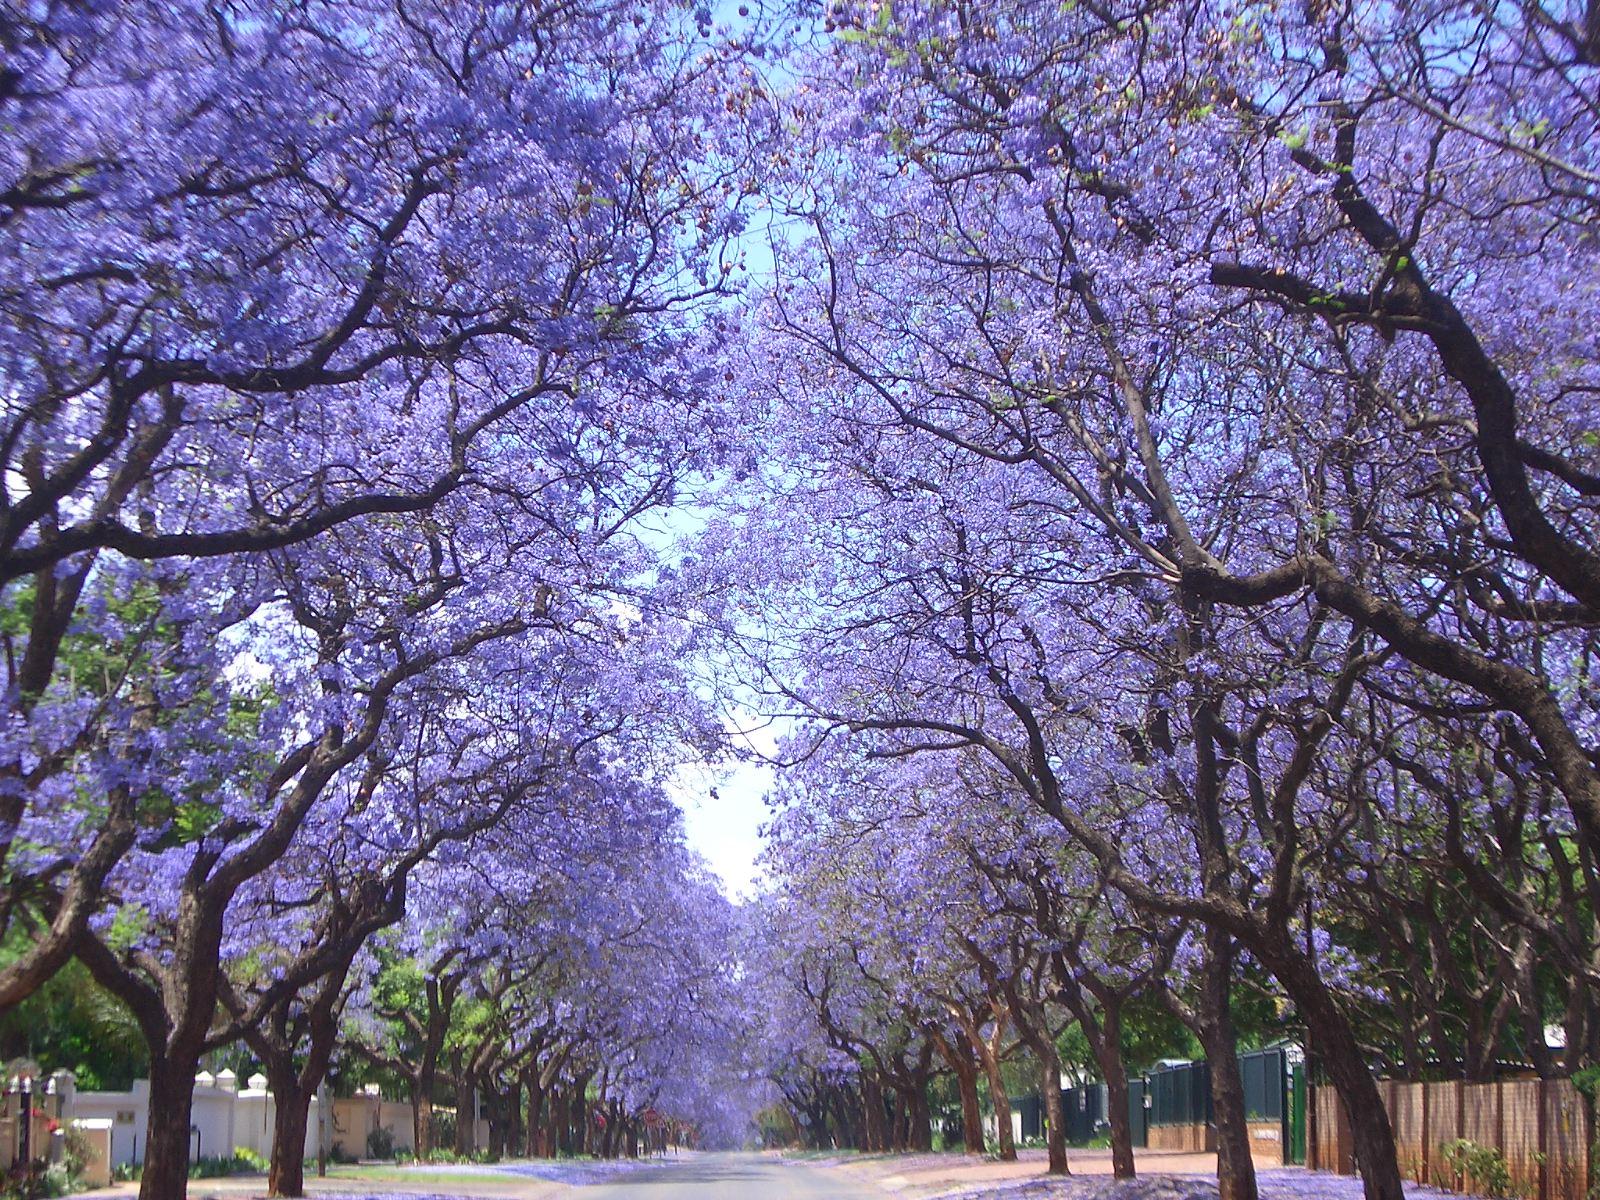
1039 1051 1070 1176
1102 1067 1136 1179
1091 1005 1136 1179
954 1062 985 1153
907 1083 933 1151
524 1073 544 1157
455 1074 476 1157
506 1079 523 1159
862 1073 888 1152
267 1074 315 1198
255 973 346 1198
973 1028 1016 1160
828 1087 855 1150
1260 933 1407 1200
140 1053 201 1200
547 1088 566 1156
933 1029 986 1154
484 1084 505 1160
1199 929 1257 1200
842 1084 865 1149
572 1088 589 1155
413 1078 435 1160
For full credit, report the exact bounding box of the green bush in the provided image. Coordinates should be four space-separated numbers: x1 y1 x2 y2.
187 1149 267 1179
367 1126 396 1160
430 1110 457 1149
1 1162 76 1200
1441 1138 1514 1199
59 1130 92 1182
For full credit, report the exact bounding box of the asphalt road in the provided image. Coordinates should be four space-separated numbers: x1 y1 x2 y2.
564 1153 888 1198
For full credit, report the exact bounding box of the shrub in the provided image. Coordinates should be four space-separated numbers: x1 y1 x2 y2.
430 1110 457 1148
59 1130 92 1182
367 1126 396 1160
1441 1138 1514 1199
1 1162 75 1200
187 1149 267 1179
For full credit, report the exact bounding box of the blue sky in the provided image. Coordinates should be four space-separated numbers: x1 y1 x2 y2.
663 0 812 901
673 756 775 898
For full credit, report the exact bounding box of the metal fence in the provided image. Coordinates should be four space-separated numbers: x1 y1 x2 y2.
1058 1082 1107 1144
1020 1046 1295 1152
1240 1046 1287 1121
1127 1077 1148 1148
1149 1059 1213 1127
1146 1046 1291 1128
1017 1093 1043 1141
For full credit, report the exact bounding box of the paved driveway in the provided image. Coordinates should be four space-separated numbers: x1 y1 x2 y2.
537 1153 889 1198
158 1152 889 1199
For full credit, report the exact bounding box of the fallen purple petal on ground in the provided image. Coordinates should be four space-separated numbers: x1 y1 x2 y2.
933 1173 1476 1200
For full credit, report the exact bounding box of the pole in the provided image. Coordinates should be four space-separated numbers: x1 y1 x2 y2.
317 1082 328 1177
20 1075 32 1168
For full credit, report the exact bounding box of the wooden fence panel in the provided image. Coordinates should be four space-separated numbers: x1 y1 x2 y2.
1312 1085 1354 1175
1543 1081 1588 1200
1427 1081 1464 1190
1308 1077 1589 1200
1500 1081 1543 1199
1389 1082 1425 1183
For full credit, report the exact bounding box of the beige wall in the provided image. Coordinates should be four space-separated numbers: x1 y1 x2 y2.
1148 1122 1215 1152
72 1073 327 1167
1146 1120 1284 1163
331 1094 415 1158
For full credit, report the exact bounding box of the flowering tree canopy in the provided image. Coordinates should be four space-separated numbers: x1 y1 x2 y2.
2 2 1596 1199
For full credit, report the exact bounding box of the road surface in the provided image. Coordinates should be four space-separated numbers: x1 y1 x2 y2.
560 1153 887 1198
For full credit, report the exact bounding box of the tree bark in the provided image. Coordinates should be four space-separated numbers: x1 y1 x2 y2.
455 1072 477 1157
524 1072 544 1157
141 1053 202 1200
1259 933 1407 1200
907 1083 933 1151
245 963 347 1197
862 1072 888 1152
1103 1067 1136 1179
1059 980 1136 1178
970 1011 1016 1160
413 1082 435 1160
1039 1050 1070 1176
266 1074 315 1198
931 1028 986 1153
1199 930 1258 1200
506 1079 523 1159
484 1083 505 1160
954 1061 985 1153
547 1088 566 1156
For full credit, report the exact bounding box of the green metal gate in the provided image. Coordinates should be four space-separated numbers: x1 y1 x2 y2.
1287 1062 1306 1164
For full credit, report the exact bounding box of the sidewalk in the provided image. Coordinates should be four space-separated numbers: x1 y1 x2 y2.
797 1149 1475 1200
84 1156 670 1200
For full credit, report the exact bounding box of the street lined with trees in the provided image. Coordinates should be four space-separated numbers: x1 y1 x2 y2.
1 0 1595 1198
